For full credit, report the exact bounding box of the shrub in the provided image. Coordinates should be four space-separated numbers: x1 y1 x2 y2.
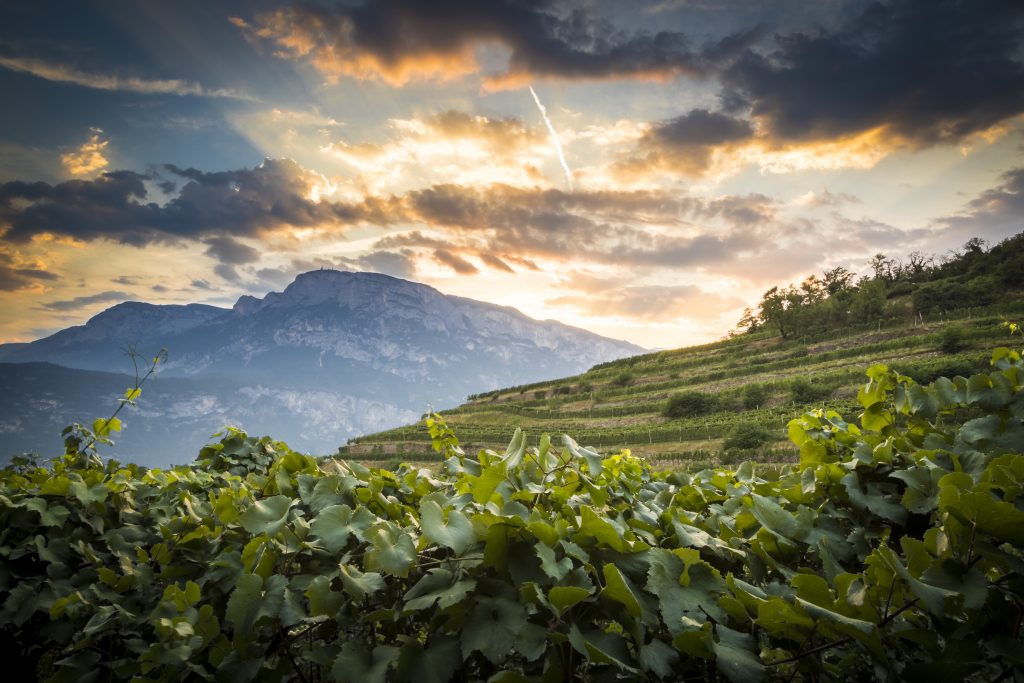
611 371 634 387
897 356 984 384
663 391 718 418
742 384 768 409
533 390 546 399
554 385 572 396
790 377 829 404
940 325 967 354
723 422 772 450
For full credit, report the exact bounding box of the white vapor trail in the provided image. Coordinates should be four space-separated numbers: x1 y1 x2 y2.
528 85 574 192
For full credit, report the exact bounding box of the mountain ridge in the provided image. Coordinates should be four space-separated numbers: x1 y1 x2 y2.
0 269 644 465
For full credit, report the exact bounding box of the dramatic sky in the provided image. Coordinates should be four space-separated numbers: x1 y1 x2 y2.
1 0 1022 349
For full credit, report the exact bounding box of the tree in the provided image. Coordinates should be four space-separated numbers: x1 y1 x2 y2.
735 307 759 333
869 253 897 282
903 251 934 281
822 266 854 296
757 285 802 339
850 278 887 323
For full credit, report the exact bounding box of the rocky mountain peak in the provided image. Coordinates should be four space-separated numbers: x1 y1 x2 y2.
241 269 439 313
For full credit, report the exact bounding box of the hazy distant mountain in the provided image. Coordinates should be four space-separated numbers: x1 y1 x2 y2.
1 270 643 466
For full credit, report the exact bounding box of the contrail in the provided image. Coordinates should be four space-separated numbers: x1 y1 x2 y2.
528 85 574 192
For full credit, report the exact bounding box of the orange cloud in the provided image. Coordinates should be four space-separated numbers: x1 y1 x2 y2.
230 3 718 90
321 110 550 191
232 14 480 86
61 128 109 177
615 120 935 182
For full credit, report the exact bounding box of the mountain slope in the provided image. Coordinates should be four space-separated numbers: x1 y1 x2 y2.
0 270 642 466
344 235 1024 468
343 312 1023 469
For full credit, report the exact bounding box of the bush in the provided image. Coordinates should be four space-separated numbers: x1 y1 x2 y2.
897 356 985 384
789 345 809 358
554 385 572 396
533 390 546 399
663 391 718 418
611 371 634 387
790 377 829 404
742 384 768 409
722 422 772 450
940 325 967 354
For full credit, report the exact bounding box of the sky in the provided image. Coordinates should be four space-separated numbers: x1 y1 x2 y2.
0 0 1022 349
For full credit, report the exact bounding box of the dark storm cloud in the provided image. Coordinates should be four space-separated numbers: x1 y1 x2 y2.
235 0 755 88
0 252 59 291
721 0 1024 144
40 289 130 311
646 109 753 147
620 108 756 176
433 249 479 275
0 158 377 245
203 236 261 265
214 264 240 282
478 253 515 273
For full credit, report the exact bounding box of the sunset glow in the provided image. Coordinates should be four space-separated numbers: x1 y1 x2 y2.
1 0 1022 348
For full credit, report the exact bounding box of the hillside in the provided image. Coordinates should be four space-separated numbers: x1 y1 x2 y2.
342 315 1017 468
343 314 1024 470
343 234 1024 468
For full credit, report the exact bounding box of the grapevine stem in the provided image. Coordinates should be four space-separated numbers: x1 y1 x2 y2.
280 627 311 683
769 598 919 667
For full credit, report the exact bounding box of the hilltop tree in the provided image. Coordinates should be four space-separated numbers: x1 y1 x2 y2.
821 266 854 296
736 230 1023 339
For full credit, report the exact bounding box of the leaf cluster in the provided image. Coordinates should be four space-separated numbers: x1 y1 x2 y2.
2 343 1024 681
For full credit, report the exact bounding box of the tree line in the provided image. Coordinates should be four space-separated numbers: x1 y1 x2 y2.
737 231 1024 339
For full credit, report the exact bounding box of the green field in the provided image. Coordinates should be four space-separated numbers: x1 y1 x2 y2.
340 310 1021 470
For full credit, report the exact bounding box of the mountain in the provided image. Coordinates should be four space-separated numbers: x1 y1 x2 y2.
0 270 643 466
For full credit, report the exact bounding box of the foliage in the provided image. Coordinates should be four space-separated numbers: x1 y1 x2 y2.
663 391 718 419
939 325 967 354
739 232 1024 339
790 377 830 405
722 422 772 450
4 339 1024 681
913 276 999 315
742 384 769 409
612 371 635 387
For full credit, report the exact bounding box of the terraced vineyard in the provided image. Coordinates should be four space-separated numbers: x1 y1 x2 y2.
340 308 1023 470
